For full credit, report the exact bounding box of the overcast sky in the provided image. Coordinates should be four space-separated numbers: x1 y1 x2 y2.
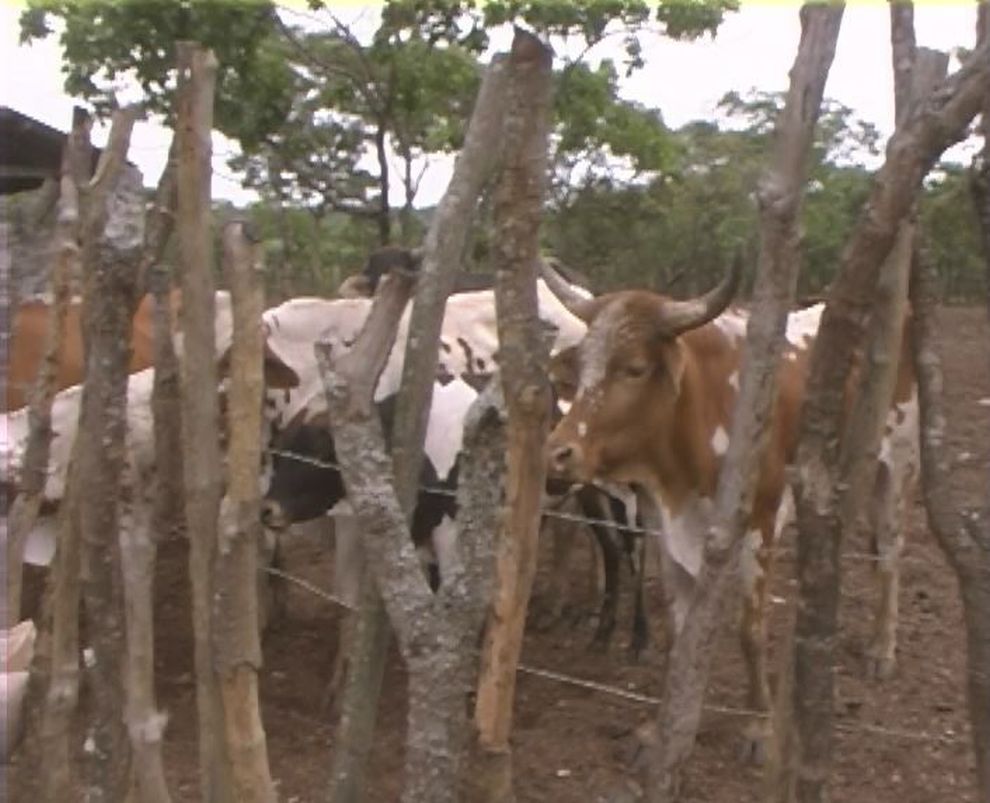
0 3 980 207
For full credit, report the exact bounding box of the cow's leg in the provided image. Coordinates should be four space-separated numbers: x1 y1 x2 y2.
590 524 621 651
865 457 914 680
256 526 284 635
739 523 775 764
629 535 649 660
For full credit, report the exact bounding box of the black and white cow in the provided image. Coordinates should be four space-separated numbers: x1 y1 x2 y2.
261 376 479 593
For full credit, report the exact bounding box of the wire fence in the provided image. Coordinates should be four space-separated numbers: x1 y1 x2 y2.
264 446 933 568
258 563 969 749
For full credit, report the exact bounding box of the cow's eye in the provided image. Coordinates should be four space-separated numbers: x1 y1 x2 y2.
622 362 648 379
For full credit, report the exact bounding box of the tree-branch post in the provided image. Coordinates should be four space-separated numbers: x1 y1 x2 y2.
175 40 232 803
471 28 555 803
790 35 989 803
5 107 89 628
327 46 511 803
76 103 143 803
215 220 277 803
635 7 844 802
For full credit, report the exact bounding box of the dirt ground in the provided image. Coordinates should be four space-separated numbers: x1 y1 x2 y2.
10 306 989 802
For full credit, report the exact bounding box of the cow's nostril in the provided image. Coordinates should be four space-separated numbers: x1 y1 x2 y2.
551 444 574 471
261 500 283 529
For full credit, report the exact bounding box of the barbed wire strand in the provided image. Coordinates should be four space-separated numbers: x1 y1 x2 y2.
259 562 967 747
264 447 933 567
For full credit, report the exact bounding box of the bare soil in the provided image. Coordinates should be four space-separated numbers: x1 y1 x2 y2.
10 306 989 802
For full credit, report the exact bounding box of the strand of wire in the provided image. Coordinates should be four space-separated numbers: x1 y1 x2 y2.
264 447 931 566
260 562 966 747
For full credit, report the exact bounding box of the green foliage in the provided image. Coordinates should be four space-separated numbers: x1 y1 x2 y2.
920 163 985 301
20 0 294 148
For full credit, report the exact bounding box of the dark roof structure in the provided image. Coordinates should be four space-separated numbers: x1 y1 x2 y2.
0 105 101 195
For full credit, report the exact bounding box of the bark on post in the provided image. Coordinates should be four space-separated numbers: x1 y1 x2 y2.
317 268 505 803
471 29 554 803
175 41 232 803
636 8 844 802
119 146 178 803
76 104 143 803
327 48 511 803
5 107 90 627
909 253 990 801
972 2 990 310
790 40 988 803
215 220 276 803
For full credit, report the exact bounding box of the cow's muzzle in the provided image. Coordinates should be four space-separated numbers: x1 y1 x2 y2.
546 438 587 484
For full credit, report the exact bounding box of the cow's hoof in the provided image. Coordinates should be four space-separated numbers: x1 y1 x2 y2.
865 652 896 681
739 722 770 766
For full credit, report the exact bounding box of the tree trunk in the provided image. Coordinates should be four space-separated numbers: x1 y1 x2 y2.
76 105 143 803
375 122 391 245
175 40 232 803
5 107 90 627
471 29 554 803
634 8 844 802
315 269 505 803
118 140 179 803
215 220 277 803
972 2 990 314
327 48 511 803
790 38 986 803
909 252 990 800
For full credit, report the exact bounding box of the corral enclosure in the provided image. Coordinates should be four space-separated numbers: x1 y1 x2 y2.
15 306 977 802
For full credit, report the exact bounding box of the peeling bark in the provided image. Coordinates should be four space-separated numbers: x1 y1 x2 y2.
5 107 89 627
634 7 844 802
909 252 990 801
175 41 232 803
328 46 511 803
77 104 143 803
215 220 276 803
317 269 505 803
790 34 985 803
472 29 555 803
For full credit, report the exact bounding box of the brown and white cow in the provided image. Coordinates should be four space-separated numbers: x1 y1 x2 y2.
541 260 918 757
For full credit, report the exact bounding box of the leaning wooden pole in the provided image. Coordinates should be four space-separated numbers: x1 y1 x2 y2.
21 108 92 803
215 220 277 803
119 144 178 803
790 36 989 803
327 47 511 803
175 40 232 803
637 7 844 802
471 28 554 803
76 103 143 803
5 107 90 627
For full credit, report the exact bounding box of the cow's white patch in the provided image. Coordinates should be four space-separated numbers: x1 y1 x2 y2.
557 399 572 415
785 351 797 362
577 420 588 438
423 378 478 481
879 391 919 471
785 303 823 349
713 307 749 344
727 371 740 392
710 425 729 456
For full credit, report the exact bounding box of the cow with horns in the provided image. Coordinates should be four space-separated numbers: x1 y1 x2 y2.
539 257 919 758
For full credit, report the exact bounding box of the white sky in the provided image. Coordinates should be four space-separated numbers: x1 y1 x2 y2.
0 3 980 208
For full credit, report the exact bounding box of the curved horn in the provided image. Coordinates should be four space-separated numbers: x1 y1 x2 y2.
538 257 598 323
656 250 743 336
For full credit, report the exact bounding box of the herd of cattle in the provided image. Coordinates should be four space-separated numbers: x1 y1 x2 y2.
1 246 919 761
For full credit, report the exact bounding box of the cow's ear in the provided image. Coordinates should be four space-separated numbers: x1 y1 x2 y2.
263 341 300 389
